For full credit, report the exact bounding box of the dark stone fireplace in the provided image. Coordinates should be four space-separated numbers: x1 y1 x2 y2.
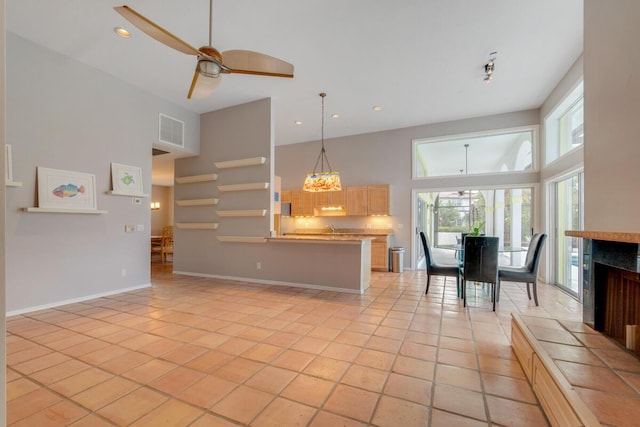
579 234 640 355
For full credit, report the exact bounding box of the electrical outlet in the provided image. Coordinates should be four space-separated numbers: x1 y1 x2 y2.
124 225 135 233
132 198 141 205
136 224 144 232
257 262 262 270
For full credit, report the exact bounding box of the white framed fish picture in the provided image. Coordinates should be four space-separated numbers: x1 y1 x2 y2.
111 163 144 196
37 167 97 210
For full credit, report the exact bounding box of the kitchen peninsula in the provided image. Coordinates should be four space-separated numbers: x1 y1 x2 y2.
266 234 372 293
284 228 393 271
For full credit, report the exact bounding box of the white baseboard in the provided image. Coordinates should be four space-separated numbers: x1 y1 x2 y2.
7 283 152 317
172 271 364 294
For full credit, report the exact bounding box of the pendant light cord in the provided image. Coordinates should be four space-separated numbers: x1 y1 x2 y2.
311 92 333 174
208 0 213 47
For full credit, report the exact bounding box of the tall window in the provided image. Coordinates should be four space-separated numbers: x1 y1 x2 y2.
559 98 584 155
545 82 584 164
553 172 583 298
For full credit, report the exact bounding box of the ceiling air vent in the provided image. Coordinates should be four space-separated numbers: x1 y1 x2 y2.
159 113 184 147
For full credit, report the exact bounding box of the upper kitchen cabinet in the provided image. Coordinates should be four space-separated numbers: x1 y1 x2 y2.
290 189 315 216
346 186 368 216
315 190 344 208
367 184 390 216
347 185 390 216
280 190 292 203
286 184 389 217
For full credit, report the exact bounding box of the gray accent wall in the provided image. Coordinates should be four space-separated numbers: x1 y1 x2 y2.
5 34 200 313
174 99 273 275
584 0 640 232
276 110 540 268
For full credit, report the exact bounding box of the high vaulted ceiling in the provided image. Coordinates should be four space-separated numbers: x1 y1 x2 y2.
7 0 583 150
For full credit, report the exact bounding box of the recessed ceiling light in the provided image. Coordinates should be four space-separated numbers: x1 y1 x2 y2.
294 120 303 125
114 27 131 38
372 106 382 111
331 114 340 119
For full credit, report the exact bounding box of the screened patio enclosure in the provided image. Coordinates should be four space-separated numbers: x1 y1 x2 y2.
416 187 533 268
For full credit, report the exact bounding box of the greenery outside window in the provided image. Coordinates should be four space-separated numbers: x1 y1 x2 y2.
417 187 533 267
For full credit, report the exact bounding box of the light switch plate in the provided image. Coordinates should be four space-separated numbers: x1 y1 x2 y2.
124 225 135 233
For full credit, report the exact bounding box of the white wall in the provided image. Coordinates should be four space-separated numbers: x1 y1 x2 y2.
1 0 7 420
583 0 640 232
276 110 540 268
5 34 199 312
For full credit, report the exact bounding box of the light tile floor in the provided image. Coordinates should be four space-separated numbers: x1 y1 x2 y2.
7 264 590 426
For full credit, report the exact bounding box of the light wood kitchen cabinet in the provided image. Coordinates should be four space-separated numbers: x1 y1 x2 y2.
290 190 315 216
367 184 390 215
280 190 291 203
371 235 390 271
286 184 389 216
314 192 330 208
315 190 344 208
346 186 368 216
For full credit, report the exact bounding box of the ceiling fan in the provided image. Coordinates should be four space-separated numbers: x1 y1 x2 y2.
114 1 294 99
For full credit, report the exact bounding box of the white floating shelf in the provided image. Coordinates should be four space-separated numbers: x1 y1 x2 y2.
217 236 267 243
6 181 23 187
176 222 219 230
24 207 108 214
107 190 149 197
175 174 218 184
214 157 267 169
217 209 267 217
217 182 270 192
176 198 219 207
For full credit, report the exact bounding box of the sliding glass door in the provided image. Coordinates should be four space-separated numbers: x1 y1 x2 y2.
414 187 533 268
554 173 583 297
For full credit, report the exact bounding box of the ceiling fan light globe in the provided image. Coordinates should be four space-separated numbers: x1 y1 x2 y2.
198 60 221 78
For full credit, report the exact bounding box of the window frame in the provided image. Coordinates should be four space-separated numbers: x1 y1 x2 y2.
544 81 584 166
412 125 539 180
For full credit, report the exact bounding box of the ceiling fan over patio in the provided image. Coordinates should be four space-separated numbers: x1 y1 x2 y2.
114 1 294 99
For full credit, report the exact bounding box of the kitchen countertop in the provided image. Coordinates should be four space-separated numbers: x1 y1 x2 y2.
269 235 374 244
565 230 640 244
286 228 392 237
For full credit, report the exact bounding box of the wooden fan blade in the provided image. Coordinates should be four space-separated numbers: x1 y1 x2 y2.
187 66 221 99
114 5 201 56
221 50 294 78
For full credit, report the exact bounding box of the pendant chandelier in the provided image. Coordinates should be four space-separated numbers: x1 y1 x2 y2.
302 92 342 192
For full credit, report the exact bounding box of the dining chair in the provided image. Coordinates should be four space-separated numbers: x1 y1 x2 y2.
462 236 499 310
498 233 547 306
420 232 459 295
150 237 163 261
160 225 174 262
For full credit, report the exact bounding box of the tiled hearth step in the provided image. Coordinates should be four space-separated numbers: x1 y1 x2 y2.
511 314 640 427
